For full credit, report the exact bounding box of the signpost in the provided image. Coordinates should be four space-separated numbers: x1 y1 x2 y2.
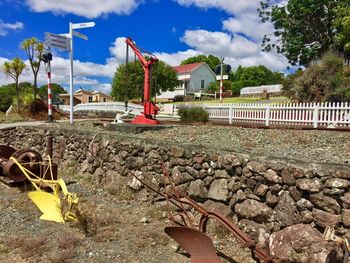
220 58 224 103
44 22 95 125
68 21 95 125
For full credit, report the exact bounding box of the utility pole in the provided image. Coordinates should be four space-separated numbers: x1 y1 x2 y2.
220 57 224 103
42 51 53 122
125 44 129 112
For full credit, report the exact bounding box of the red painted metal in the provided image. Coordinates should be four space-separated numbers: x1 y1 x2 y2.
125 37 160 125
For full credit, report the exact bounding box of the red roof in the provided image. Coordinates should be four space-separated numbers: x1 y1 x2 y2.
173 62 204 74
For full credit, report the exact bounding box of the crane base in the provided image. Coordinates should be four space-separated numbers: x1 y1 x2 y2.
131 115 160 125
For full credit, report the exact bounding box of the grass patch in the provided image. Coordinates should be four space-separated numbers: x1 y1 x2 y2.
172 96 289 105
0 112 25 123
178 107 209 122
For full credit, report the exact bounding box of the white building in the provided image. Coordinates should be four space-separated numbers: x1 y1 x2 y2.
157 62 216 99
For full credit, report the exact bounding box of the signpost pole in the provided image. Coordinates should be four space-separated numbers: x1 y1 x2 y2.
69 22 74 125
220 57 224 103
46 61 53 122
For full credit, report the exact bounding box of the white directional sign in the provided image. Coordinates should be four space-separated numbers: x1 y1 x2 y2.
45 32 70 51
73 30 88 40
216 75 229 80
72 22 95 29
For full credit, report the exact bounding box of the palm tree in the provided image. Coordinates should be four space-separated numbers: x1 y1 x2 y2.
2 58 26 112
21 37 44 97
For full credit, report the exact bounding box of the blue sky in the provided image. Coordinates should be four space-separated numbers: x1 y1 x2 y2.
0 0 289 93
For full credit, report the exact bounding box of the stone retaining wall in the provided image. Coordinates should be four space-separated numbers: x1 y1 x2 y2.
1 127 350 260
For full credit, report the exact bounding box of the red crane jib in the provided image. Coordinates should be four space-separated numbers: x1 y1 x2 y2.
125 37 160 125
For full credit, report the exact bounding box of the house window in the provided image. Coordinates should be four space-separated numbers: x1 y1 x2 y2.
103 98 107 102
88 96 93 102
201 80 205 89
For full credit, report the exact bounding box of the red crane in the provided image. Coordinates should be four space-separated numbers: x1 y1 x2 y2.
125 37 160 125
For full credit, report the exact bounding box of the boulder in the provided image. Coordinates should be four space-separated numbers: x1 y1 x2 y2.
188 180 208 201
281 168 296 186
171 146 184 158
272 191 301 229
341 209 350 227
269 224 342 263
254 183 269 197
235 199 272 223
264 169 282 184
238 219 270 248
312 208 341 228
208 179 229 201
296 178 322 193
125 156 144 169
266 191 279 206
214 169 230 179
310 193 341 214
324 178 350 189
246 161 267 175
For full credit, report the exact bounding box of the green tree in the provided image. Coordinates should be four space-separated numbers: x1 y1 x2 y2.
38 83 67 104
21 37 44 97
232 65 284 89
111 60 180 101
283 53 350 102
180 55 221 72
259 0 343 66
334 2 350 64
2 58 26 111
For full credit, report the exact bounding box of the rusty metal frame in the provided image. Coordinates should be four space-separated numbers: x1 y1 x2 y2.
131 161 279 263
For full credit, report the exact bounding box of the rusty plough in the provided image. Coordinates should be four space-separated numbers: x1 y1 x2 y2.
0 134 78 223
132 162 279 263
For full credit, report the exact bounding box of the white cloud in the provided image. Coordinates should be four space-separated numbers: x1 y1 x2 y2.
175 0 260 14
155 49 200 66
222 13 273 41
0 20 23 36
182 30 259 58
26 0 142 18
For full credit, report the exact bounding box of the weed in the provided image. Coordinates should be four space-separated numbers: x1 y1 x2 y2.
49 248 76 263
7 234 49 259
58 232 80 249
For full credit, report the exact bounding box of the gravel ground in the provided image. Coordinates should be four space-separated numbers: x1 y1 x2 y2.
45 121 350 165
0 171 255 263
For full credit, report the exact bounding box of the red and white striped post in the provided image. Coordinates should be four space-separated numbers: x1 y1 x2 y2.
46 61 53 122
220 57 224 103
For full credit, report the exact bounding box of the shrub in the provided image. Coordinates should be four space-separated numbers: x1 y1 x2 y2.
173 95 185 102
178 107 209 122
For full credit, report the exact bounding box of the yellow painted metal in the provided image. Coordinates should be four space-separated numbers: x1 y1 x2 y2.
9 156 79 223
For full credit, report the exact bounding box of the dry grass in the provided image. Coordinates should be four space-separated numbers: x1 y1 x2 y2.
7 234 50 259
0 112 25 123
77 200 121 242
49 248 76 263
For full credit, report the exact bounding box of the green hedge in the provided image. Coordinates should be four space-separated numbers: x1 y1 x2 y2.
178 107 209 122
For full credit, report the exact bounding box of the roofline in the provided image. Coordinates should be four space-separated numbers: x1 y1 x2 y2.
191 63 216 77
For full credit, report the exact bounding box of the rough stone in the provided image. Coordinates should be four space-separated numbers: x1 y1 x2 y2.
341 209 350 227
296 198 314 210
246 161 267 175
214 169 230 179
335 170 350 179
227 180 241 193
208 179 229 201
235 199 272 223
288 186 302 202
193 155 205 164
254 183 269 197
310 193 341 214
300 210 314 223
296 178 322 193
312 208 341 228
341 192 350 206
94 167 104 177
188 180 208 201
266 191 279 206
264 169 282 184
272 191 301 229
269 224 341 263
172 167 193 185
204 200 232 218
238 219 270 248
324 178 350 189
229 190 246 207
281 168 296 186
323 188 345 195
125 156 144 169
171 146 184 158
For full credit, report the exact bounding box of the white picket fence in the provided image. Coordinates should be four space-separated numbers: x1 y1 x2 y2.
57 102 143 116
194 102 350 128
57 101 350 128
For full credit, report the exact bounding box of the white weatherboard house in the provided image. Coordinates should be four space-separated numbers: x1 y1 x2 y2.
157 62 216 99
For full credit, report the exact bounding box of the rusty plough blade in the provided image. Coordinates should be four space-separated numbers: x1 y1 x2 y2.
165 226 221 263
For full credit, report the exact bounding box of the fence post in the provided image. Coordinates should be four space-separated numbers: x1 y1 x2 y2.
265 105 270 126
173 104 177 118
229 105 233 124
313 104 319 128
